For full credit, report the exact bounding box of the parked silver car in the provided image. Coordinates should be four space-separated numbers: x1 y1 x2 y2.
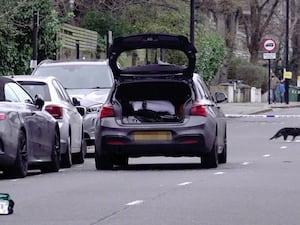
0 76 60 178
31 60 114 155
13 76 86 168
95 33 227 170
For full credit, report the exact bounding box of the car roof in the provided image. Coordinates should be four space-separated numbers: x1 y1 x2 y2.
13 75 54 81
36 59 109 67
108 33 197 79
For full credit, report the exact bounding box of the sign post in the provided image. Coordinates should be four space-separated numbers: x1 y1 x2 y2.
262 38 276 104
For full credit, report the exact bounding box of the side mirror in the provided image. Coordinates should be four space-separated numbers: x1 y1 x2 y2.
34 94 44 109
72 97 80 106
76 106 86 116
215 92 227 103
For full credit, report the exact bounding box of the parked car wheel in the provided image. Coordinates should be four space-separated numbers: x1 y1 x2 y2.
4 130 28 178
218 131 227 164
201 138 218 168
114 156 128 166
61 135 72 168
95 152 113 170
42 130 60 173
72 138 85 164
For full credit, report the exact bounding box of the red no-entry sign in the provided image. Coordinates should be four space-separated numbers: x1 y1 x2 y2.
262 38 276 52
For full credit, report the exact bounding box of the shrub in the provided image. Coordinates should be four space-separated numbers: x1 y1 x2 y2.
228 58 268 93
195 32 225 84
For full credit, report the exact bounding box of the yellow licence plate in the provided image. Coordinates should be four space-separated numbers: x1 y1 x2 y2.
133 131 172 141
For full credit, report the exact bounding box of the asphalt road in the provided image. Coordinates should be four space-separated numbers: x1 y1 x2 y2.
1 107 300 225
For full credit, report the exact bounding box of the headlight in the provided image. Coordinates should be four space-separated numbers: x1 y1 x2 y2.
86 104 102 113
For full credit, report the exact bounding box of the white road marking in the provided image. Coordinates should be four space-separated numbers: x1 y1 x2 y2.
280 146 287 149
242 162 250 165
263 154 271 157
126 200 144 206
226 114 300 118
177 182 192 186
214 171 225 175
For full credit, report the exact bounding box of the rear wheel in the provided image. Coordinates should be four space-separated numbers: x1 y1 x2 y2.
4 130 28 178
72 137 85 164
202 139 218 169
61 136 72 168
95 151 113 170
114 156 128 166
42 130 60 173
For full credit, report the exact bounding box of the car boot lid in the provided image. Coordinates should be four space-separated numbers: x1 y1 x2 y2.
109 33 197 79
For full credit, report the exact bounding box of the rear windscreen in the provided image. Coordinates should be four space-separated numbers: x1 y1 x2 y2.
117 48 189 70
18 82 51 101
33 65 114 89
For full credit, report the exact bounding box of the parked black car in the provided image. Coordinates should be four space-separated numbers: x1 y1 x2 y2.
94 33 227 170
0 77 60 178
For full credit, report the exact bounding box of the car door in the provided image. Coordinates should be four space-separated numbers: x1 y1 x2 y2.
4 82 53 159
53 80 82 150
194 76 226 146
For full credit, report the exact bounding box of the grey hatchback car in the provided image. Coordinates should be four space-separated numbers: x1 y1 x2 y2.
94 33 227 170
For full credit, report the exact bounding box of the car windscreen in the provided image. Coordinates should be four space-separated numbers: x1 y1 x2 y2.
33 65 114 89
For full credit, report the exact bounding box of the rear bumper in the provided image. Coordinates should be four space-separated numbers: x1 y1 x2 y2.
0 136 18 169
95 116 216 158
97 134 210 157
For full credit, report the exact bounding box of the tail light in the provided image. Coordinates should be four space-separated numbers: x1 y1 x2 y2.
45 105 63 119
100 104 115 119
190 103 207 117
0 113 6 120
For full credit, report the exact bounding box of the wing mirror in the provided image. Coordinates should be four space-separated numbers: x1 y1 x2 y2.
72 97 81 106
76 106 86 116
215 92 227 103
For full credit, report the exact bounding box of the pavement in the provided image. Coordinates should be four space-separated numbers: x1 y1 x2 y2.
219 102 300 116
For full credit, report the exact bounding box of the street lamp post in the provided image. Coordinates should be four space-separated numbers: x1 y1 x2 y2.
30 10 39 69
284 0 289 104
190 0 195 45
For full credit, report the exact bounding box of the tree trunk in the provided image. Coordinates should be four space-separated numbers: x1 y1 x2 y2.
213 10 240 84
291 0 300 84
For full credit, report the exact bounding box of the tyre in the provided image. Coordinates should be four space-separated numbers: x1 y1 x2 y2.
61 136 72 168
114 156 128 166
201 138 218 169
72 137 85 164
4 130 28 178
95 151 113 170
218 131 227 164
42 130 60 173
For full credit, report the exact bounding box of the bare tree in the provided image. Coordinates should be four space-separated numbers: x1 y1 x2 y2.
240 0 280 64
195 0 241 84
290 0 300 81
